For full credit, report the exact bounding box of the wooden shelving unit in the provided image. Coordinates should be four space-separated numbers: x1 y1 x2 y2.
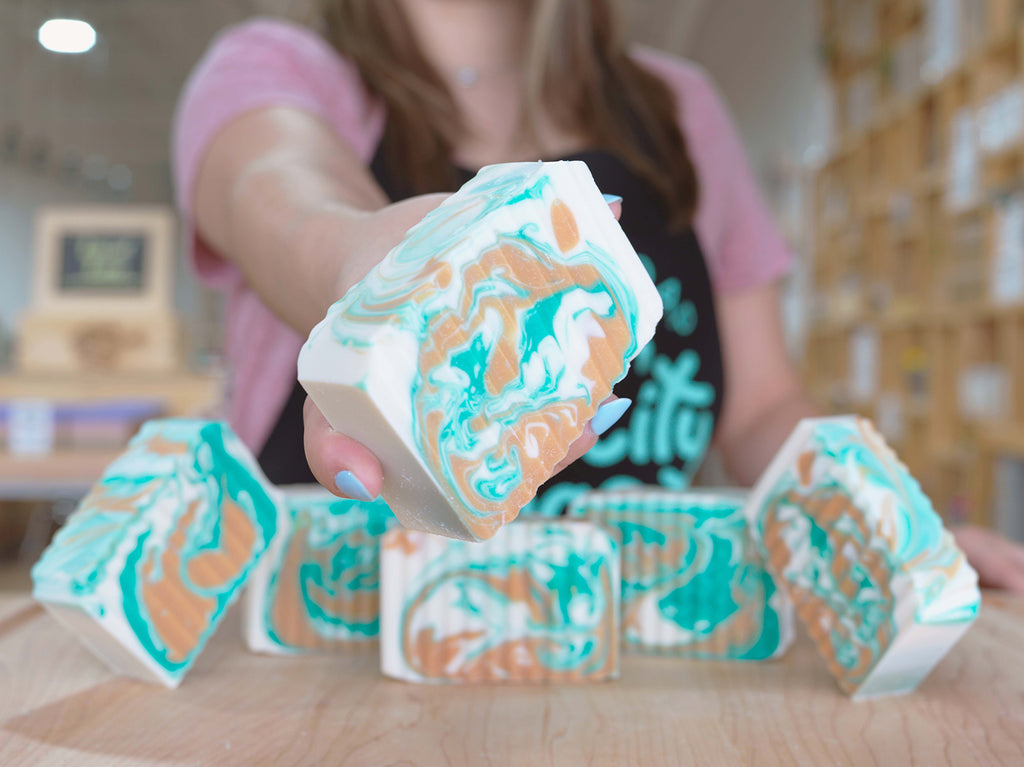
810 0 1024 526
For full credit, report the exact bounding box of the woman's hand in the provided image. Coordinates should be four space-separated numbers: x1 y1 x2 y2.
303 194 626 502
303 192 446 501
953 524 1024 596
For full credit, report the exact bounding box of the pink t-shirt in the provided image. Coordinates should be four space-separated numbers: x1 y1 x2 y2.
172 17 792 454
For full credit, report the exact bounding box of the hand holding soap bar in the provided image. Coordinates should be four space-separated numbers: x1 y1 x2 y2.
300 161 662 541
745 416 981 699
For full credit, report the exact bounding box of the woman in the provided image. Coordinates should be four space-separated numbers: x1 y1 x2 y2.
173 0 1024 592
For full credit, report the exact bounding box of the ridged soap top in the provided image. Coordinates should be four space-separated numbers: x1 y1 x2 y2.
380 520 620 682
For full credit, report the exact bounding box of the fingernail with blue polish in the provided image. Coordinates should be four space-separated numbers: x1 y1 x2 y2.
335 470 374 502
591 398 632 437
602 193 623 205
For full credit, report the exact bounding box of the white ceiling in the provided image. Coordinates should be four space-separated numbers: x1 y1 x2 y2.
0 0 709 202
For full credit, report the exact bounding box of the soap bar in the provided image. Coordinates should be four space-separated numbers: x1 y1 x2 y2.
31 419 282 687
244 486 395 654
380 521 619 683
569 487 793 660
300 161 662 541
745 416 981 699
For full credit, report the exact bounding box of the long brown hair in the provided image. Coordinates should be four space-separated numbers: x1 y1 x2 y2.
316 0 698 227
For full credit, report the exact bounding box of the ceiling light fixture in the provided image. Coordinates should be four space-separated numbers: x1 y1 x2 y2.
38 18 96 54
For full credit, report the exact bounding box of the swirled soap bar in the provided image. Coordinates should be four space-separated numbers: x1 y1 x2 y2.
300 161 662 541
569 487 793 660
31 419 282 687
244 486 395 654
745 417 981 699
380 521 619 683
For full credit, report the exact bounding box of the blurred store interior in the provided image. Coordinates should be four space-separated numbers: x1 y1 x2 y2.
1 0 1022 588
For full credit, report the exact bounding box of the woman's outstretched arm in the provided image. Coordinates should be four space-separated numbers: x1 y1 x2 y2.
713 281 817 485
192 105 445 334
189 104 449 497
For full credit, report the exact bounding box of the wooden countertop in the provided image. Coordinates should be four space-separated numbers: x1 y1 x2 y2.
1 592 1022 766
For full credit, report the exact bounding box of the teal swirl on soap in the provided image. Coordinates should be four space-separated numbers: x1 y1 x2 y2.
570 489 791 660
259 494 395 650
32 419 280 686
119 422 279 674
382 522 619 682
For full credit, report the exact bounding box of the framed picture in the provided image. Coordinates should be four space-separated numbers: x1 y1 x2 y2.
31 205 176 317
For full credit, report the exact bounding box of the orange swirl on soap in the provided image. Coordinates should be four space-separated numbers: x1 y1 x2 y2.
761 486 895 692
140 498 257 663
268 522 382 649
399 563 617 682
383 524 618 683
411 204 634 539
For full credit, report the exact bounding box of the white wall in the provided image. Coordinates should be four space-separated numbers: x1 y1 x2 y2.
683 0 833 356
0 171 90 343
0 0 245 365
687 0 832 175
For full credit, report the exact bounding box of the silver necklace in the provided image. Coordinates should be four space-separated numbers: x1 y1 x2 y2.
452 64 520 87
455 66 480 87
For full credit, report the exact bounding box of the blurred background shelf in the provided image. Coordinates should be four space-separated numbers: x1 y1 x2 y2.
0 369 222 563
810 0 1024 527
0 372 221 415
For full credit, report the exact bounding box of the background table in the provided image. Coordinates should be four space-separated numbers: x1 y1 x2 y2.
1 592 1022 766
0 371 222 502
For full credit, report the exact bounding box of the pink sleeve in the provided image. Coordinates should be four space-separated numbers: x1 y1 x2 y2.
171 17 383 287
634 49 793 293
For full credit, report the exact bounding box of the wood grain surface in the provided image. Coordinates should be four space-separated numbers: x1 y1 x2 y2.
0 592 1022 766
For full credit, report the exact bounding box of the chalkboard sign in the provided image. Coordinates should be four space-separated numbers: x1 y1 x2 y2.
31 206 175 316
22 205 181 373
59 233 147 293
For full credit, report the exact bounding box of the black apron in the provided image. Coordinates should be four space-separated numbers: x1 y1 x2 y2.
258 145 725 516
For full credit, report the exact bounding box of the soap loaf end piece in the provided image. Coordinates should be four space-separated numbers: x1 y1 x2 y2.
744 416 981 699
